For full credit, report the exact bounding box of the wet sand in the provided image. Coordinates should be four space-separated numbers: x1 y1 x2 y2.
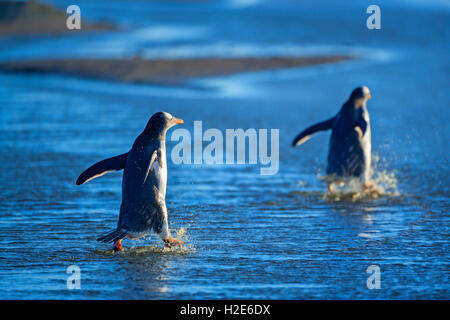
0 56 351 85
0 1 351 84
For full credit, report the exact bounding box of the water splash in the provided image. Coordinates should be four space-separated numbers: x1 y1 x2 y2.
94 244 194 256
174 227 189 242
293 154 400 201
94 227 195 255
323 154 399 201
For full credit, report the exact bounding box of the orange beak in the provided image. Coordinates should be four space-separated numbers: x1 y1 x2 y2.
367 93 372 99
173 117 184 124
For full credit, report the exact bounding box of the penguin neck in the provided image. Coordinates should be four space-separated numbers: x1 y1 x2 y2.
344 98 366 110
144 124 168 141
354 98 367 108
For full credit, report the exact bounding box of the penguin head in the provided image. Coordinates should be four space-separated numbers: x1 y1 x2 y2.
145 111 184 136
349 86 371 103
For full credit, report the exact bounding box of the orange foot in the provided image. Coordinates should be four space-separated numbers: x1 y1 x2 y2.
327 182 333 194
163 237 184 248
363 181 375 191
113 239 123 252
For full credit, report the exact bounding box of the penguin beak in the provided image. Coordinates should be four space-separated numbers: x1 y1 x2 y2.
367 93 372 99
172 118 184 125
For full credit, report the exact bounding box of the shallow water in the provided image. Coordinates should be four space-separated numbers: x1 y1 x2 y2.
0 0 449 299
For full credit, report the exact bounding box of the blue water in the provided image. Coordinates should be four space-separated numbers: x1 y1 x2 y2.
0 0 448 299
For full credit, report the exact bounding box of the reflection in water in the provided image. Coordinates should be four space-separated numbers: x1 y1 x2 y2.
117 253 174 297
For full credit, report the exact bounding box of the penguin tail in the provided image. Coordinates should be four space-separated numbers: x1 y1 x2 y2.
97 229 128 243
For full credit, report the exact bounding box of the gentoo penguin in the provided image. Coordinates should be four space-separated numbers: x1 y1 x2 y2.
292 86 373 193
76 112 184 251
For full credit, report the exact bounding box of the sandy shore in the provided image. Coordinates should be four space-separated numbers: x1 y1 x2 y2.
0 56 352 85
0 1 114 35
0 2 352 85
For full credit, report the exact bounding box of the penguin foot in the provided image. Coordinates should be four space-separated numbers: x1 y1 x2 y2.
327 183 333 194
363 181 375 192
113 239 123 252
163 238 184 248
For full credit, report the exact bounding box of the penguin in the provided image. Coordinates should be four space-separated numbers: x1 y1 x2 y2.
76 112 184 251
292 86 373 193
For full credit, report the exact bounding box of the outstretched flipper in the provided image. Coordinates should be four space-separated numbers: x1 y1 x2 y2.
292 117 335 147
76 152 128 185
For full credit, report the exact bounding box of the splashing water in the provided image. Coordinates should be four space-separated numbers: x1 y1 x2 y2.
94 244 194 256
175 227 189 242
94 227 195 255
319 154 400 201
324 175 398 201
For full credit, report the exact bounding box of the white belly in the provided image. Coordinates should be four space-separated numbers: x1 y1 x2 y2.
159 145 167 199
147 144 168 199
361 112 372 181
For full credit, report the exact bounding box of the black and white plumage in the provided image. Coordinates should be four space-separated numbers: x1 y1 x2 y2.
76 112 184 250
292 86 373 192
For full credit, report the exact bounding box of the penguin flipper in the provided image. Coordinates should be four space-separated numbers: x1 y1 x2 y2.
143 150 158 184
355 108 368 136
76 152 128 185
292 117 334 147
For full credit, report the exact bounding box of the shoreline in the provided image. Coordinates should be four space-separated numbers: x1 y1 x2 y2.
0 56 352 86
0 2 353 85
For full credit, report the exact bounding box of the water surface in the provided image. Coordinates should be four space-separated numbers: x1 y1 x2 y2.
0 0 448 299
